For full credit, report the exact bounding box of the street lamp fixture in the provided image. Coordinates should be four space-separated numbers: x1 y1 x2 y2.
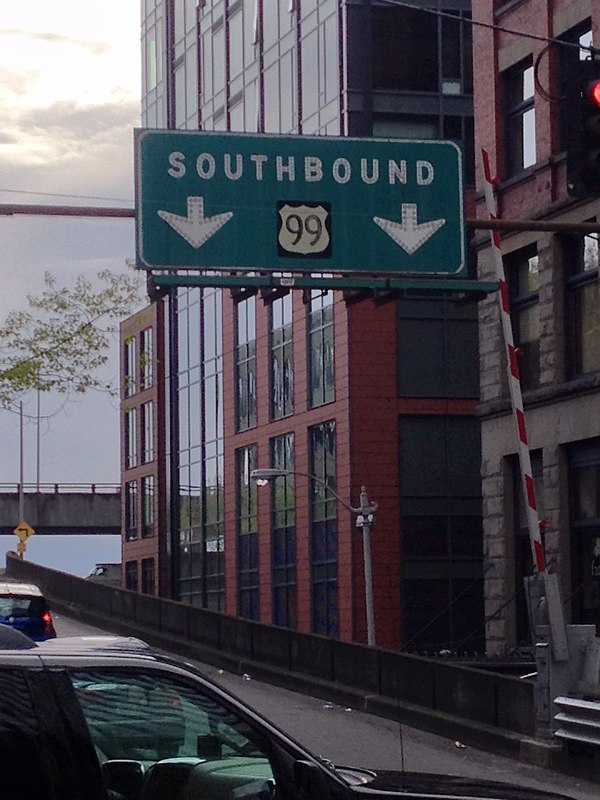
250 467 379 646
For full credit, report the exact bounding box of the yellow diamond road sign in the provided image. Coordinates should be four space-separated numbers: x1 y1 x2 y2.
13 520 35 541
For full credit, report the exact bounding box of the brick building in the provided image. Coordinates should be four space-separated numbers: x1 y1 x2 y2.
120 300 169 596
473 1 600 654
122 1 485 653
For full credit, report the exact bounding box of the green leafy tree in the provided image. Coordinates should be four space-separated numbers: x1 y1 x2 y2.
0 266 144 409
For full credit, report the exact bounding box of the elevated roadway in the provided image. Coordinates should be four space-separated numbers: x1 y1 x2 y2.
52 610 600 799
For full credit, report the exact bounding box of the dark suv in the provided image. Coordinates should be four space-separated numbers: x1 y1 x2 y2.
0 632 577 800
0 580 56 641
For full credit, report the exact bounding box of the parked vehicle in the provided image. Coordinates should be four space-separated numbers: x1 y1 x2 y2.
0 580 56 641
85 563 122 588
0 633 578 800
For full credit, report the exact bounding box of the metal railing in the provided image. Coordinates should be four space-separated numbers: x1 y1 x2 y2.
554 696 600 746
0 483 120 494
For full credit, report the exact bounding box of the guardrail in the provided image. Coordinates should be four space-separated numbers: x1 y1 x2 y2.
554 696 600 747
5 551 547 762
0 483 120 494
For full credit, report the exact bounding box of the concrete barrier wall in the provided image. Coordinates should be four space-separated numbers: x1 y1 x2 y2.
4 553 536 755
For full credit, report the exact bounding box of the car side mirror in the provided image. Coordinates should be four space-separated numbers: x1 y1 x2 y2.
293 759 329 793
102 759 145 800
196 734 222 759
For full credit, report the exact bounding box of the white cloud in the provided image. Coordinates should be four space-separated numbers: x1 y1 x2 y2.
0 1 143 485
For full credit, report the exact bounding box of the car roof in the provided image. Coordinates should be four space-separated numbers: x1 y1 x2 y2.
0 633 152 656
0 625 39 649
38 635 151 652
0 581 43 596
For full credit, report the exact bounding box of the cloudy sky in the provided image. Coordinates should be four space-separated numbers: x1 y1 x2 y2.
0 2 143 487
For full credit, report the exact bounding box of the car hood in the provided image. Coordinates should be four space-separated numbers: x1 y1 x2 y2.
336 767 571 799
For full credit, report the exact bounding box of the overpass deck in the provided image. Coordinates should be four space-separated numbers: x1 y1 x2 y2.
0 484 120 535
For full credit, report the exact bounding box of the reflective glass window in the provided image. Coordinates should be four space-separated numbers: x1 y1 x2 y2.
125 480 137 541
308 292 334 407
237 444 259 620
270 294 293 419
563 232 600 377
270 433 296 628
506 245 540 391
309 421 337 636
235 297 257 430
142 475 155 537
504 61 536 174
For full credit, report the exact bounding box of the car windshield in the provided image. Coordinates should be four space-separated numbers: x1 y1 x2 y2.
71 668 276 800
0 595 45 618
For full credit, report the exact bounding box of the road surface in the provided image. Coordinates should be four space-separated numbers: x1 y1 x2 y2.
52 609 600 800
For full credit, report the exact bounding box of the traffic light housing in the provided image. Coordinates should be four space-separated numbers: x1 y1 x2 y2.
567 57 600 197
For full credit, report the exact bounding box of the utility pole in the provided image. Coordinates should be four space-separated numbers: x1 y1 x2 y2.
352 486 378 646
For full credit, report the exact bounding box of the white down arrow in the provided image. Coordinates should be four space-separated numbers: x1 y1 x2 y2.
373 203 445 255
158 196 233 249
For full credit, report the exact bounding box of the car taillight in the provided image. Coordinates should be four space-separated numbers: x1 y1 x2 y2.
42 610 56 638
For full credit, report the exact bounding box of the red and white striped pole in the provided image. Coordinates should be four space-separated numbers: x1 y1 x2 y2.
480 148 545 574
479 149 568 662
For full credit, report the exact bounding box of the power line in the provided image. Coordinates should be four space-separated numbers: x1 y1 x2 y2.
379 0 591 53
0 187 132 204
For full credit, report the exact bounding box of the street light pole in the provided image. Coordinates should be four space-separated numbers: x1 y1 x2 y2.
356 486 376 646
250 468 379 646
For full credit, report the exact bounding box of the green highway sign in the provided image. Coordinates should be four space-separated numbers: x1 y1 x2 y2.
135 129 466 275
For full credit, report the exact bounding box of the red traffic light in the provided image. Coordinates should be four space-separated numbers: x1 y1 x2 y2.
589 79 600 107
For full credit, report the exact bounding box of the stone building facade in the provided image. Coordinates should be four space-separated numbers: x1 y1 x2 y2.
473 1 600 654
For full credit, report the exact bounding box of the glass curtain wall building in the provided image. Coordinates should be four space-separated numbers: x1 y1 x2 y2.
138 0 481 652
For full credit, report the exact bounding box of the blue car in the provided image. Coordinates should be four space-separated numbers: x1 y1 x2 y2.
0 581 57 641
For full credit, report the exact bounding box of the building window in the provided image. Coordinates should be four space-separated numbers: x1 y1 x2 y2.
444 114 475 186
235 296 257 431
558 23 592 152
399 416 484 654
125 561 138 592
299 2 340 135
141 475 155 538
236 445 259 620
308 291 334 407
141 401 154 463
504 60 536 175
176 286 225 612
397 297 479 399
270 433 296 628
125 480 137 541
372 5 436 92
569 439 600 631
140 327 153 390
309 421 338 636
563 233 600 377
124 336 136 397
513 451 544 647
506 245 540 391
203 288 225 612
141 558 155 595
440 9 473 96
372 6 472 96
125 407 138 469
270 294 293 419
